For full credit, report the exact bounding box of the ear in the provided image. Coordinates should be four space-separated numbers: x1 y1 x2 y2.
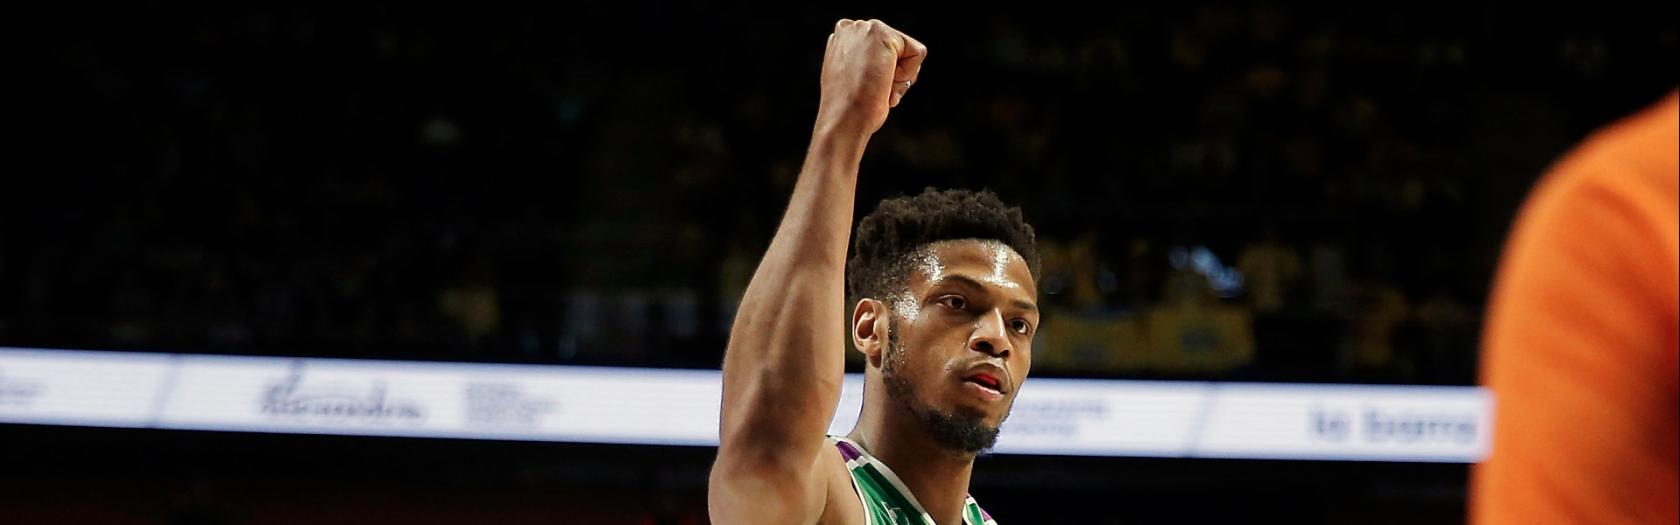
851 298 891 367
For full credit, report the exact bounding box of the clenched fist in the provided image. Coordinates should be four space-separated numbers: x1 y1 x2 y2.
816 19 927 139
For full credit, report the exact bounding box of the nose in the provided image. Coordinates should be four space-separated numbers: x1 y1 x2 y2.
967 308 1011 359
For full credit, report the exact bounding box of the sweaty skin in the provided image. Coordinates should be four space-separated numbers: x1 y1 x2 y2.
897 240 1025 321
844 239 1038 524
979 240 1023 290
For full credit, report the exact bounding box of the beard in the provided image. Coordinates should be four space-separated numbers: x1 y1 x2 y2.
881 322 1004 455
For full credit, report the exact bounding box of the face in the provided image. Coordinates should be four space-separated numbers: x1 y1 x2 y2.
869 239 1038 454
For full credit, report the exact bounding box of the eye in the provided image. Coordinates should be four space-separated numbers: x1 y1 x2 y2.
1010 319 1033 335
938 295 967 310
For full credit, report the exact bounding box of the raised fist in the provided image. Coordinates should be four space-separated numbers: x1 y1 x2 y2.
816 19 926 138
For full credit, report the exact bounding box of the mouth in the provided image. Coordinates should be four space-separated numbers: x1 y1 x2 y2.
960 369 1007 401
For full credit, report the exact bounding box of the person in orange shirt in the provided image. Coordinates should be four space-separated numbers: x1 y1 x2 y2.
1472 90 1679 524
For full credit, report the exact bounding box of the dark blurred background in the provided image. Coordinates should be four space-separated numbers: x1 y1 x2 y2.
5 1 1676 523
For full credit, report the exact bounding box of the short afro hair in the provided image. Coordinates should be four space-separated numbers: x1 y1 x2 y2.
846 187 1040 307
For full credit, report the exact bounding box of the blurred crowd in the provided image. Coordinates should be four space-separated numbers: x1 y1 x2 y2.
7 2 1674 385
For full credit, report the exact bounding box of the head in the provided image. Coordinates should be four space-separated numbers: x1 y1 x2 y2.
846 187 1040 456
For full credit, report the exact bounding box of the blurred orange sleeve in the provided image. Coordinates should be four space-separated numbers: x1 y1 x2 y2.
1471 91 1679 525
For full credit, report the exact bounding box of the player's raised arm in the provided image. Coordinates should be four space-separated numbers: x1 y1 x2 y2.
707 19 925 524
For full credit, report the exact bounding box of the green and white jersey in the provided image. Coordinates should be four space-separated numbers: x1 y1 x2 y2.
829 435 998 525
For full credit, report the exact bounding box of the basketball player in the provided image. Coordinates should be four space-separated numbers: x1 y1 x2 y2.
707 19 1039 525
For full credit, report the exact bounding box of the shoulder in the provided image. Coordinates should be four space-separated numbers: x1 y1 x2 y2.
1537 91 1677 220
1497 91 1677 314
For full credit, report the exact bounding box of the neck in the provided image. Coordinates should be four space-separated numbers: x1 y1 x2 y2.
847 386 978 525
